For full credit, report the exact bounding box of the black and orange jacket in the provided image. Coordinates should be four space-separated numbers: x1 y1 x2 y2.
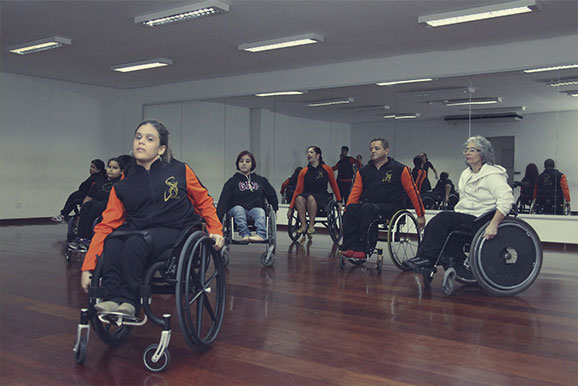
411 168 427 193
347 158 425 217
289 163 342 208
82 159 222 271
533 169 571 203
332 156 361 182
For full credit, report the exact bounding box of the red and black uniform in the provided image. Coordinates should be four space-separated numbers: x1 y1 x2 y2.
332 156 361 203
533 168 571 214
343 157 425 252
82 158 222 306
412 168 427 193
289 163 342 210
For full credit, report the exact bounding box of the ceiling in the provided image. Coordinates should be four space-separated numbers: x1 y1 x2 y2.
1 0 577 122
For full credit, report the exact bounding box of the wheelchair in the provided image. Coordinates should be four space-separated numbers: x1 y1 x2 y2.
339 209 422 274
220 204 276 267
422 209 542 297
530 198 570 215
73 227 226 372
421 191 459 211
287 195 342 244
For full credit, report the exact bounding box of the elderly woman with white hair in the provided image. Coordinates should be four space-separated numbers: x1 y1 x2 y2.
404 135 515 272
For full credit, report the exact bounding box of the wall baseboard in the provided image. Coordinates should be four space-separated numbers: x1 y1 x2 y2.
0 217 54 226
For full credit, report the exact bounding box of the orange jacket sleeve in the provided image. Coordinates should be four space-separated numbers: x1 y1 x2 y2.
346 171 363 206
289 168 307 208
280 178 290 194
324 164 342 202
561 174 571 202
185 165 222 236
401 166 425 217
82 187 126 271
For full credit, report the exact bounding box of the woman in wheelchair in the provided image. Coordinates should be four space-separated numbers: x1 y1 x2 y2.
287 146 342 235
80 120 224 317
404 135 515 272
217 151 278 242
68 157 127 251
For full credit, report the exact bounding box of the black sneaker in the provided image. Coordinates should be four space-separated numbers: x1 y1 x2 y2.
403 257 434 272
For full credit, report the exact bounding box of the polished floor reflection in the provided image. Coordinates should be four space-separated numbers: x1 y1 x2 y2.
1 223 576 385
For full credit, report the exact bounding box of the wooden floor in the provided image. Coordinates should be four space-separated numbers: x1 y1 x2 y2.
1 223 577 386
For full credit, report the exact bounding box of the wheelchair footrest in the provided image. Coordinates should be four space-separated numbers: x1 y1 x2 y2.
97 312 148 327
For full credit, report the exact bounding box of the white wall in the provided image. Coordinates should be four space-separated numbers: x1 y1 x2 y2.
351 111 578 199
0 72 124 219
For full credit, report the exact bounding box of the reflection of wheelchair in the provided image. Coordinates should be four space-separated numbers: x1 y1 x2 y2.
339 209 421 273
423 210 542 296
287 196 342 243
530 198 569 215
421 191 459 211
220 204 276 267
73 228 226 372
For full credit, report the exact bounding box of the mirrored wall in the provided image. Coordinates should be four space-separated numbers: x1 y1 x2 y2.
144 68 577 213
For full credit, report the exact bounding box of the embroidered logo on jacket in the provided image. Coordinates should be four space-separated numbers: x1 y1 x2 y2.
239 181 260 192
316 169 325 180
382 170 393 183
164 176 179 201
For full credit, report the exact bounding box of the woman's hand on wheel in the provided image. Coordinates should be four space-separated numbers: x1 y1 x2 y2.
483 223 498 239
209 233 225 250
81 271 92 293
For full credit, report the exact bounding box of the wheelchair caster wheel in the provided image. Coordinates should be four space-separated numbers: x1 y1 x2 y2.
442 268 456 296
74 336 87 365
422 268 434 288
376 259 382 274
143 344 170 372
260 251 274 267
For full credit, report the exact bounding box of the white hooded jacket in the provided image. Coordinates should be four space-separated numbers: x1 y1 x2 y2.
454 163 514 217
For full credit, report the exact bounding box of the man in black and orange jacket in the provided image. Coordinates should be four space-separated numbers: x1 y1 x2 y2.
342 138 425 259
332 146 361 204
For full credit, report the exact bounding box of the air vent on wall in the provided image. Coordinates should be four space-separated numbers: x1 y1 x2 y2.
444 112 523 123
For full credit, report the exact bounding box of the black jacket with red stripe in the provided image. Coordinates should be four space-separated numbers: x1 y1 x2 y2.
347 157 425 217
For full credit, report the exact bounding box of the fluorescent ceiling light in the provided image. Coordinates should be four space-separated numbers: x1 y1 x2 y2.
7 36 71 55
466 106 526 113
135 0 229 27
565 91 578 97
384 113 420 119
255 91 305 97
239 33 323 53
548 78 578 87
414 87 475 98
306 97 353 107
418 0 540 27
445 97 502 106
524 64 578 73
111 58 173 73
341 105 390 113
376 78 433 86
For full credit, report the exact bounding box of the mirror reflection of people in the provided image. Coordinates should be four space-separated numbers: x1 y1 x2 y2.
420 152 438 192
411 155 426 193
533 159 571 215
514 163 539 211
280 167 303 204
80 120 224 317
217 151 278 242
287 146 342 235
356 155 363 168
404 136 515 272
341 138 425 259
332 146 361 204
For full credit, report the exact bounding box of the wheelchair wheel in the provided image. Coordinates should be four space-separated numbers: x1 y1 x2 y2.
387 210 421 271
74 336 87 365
470 217 542 296
326 201 343 244
176 232 226 351
220 245 230 267
287 211 303 242
421 196 437 210
67 217 78 242
447 194 459 210
143 344 170 372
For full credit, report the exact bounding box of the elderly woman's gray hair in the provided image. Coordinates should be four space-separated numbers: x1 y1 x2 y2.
465 135 495 166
